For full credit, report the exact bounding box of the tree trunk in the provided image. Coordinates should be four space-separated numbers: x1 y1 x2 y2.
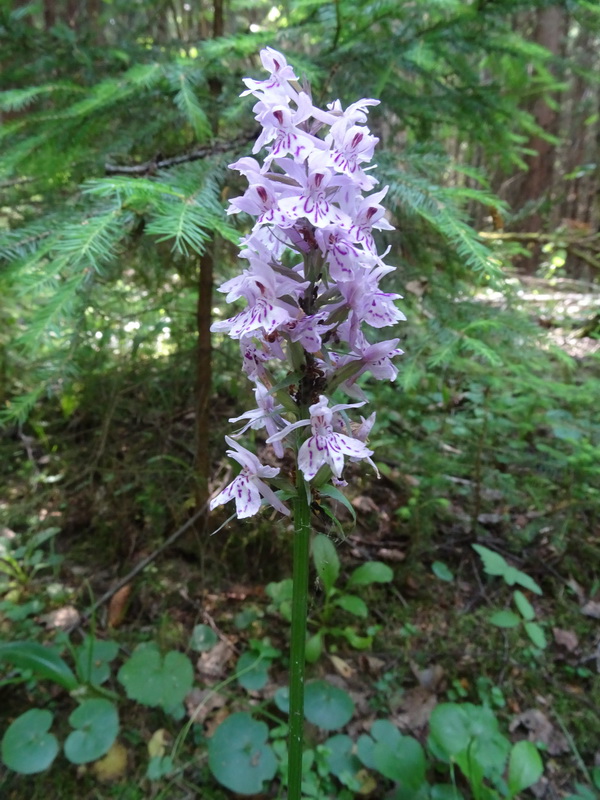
512 5 567 270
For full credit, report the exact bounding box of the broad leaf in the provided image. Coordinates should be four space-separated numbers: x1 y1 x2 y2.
334 594 368 618
304 680 354 730
64 699 119 764
472 545 508 577
1 709 59 774
236 650 269 691
118 644 193 713
508 740 543 797
208 713 276 795
347 561 393 588
75 636 119 685
189 624 218 652
312 534 340 595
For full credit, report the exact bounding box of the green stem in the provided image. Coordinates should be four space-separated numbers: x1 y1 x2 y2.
288 476 311 800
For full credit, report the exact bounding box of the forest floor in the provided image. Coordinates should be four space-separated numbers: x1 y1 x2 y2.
0 275 599 799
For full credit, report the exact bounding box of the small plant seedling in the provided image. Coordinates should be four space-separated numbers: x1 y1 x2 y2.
473 545 547 649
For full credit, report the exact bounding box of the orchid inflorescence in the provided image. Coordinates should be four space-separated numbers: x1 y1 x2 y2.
210 48 404 519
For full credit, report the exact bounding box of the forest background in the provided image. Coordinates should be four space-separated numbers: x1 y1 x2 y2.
0 0 599 798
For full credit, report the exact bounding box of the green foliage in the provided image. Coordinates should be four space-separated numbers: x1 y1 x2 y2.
473 546 548 650
117 643 194 716
207 713 277 795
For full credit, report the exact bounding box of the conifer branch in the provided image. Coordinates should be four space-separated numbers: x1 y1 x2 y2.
104 130 259 176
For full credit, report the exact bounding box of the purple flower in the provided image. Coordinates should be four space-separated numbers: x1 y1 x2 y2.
229 382 287 458
210 437 290 519
268 396 374 481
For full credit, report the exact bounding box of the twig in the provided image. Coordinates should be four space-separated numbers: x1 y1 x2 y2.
104 131 259 176
69 503 209 630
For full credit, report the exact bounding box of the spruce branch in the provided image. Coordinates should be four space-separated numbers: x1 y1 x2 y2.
104 131 259 176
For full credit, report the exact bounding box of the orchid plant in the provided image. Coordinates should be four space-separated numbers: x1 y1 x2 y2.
210 48 403 800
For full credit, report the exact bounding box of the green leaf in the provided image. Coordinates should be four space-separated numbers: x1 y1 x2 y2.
322 734 362 785
118 644 193 713
312 534 340 595
334 594 369 618
305 631 323 664
189 624 218 652
208 713 277 795
373 731 426 789
504 566 542 595
524 622 547 649
508 741 543 796
430 785 465 800
338 626 374 650
273 686 290 714
319 485 357 524
432 561 454 582
64 699 119 764
1 709 59 774
513 590 535 621
0 641 78 690
489 610 521 628
347 561 393 588
75 636 119 685
304 680 354 730
146 755 175 780
472 544 508 577
236 651 269 691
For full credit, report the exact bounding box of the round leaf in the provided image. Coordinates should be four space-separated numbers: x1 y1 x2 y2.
347 561 393 588
236 651 269 691
312 534 340 594
75 636 119 685
190 624 218 652
1 709 59 774
373 734 425 788
508 740 543 796
208 712 277 794
118 644 194 712
274 686 290 714
304 680 354 730
323 734 361 783
64 699 119 764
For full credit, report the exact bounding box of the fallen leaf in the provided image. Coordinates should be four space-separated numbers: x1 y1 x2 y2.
552 627 579 652
91 741 128 782
355 769 378 795
185 688 227 724
197 640 233 680
394 686 438 732
329 654 355 679
147 729 169 759
581 600 600 619
377 548 405 562
360 655 385 675
39 605 80 630
509 709 569 756
405 279 428 297
410 661 445 692
107 585 132 628
351 495 379 513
